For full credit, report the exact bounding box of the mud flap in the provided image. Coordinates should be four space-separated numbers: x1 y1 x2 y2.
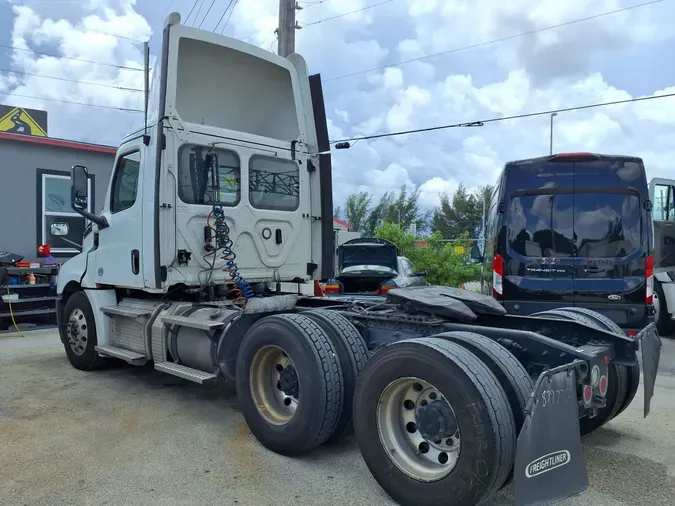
514 362 589 506
637 322 661 418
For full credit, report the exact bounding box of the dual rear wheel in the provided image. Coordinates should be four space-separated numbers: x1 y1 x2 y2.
235 310 368 456
532 307 641 435
237 316 531 506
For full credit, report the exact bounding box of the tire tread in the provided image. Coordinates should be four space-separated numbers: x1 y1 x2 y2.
275 313 344 449
304 309 369 441
416 337 516 500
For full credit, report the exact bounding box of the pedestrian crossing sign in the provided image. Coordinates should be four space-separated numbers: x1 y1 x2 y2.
0 106 48 137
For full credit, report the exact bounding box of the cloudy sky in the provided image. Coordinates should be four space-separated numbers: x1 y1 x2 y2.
1 0 674 212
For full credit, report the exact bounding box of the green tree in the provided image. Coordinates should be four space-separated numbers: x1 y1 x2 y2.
344 192 372 232
343 186 430 236
375 222 482 287
432 184 494 239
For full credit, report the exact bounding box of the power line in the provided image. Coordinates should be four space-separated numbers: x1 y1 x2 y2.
214 0 236 32
331 92 675 145
220 0 240 34
0 42 144 72
192 0 207 27
185 0 202 26
198 0 217 29
324 0 666 82
0 90 143 112
260 29 276 49
302 0 397 27
300 0 331 6
0 67 142 92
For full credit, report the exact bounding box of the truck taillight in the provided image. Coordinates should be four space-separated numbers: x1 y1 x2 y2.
493 253 504 300
646 255 654 305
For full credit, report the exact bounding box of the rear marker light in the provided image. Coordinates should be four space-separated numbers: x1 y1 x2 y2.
590 366 599 387
646 255 654 305
493 253 504 300
583 385 593 405
598 375 608 397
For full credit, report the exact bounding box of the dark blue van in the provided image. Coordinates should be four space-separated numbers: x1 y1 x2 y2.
474 152 655 334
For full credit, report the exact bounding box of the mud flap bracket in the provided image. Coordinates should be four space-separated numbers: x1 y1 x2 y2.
514 361 589 506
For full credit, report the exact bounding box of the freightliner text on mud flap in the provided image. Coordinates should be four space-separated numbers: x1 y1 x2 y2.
514 361 589 506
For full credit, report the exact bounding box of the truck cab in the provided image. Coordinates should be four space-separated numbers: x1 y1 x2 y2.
648 177 675 334
58 12 334 301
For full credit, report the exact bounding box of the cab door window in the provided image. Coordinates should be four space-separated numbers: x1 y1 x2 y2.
111 151 141 214
653 184 675 221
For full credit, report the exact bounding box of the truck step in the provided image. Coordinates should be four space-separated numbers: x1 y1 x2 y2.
154 362 217 384
101 306 152 318
161 315 225 331
95 345 147 365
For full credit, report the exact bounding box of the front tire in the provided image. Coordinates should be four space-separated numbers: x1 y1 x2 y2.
62 291 105 371
353 337 515 506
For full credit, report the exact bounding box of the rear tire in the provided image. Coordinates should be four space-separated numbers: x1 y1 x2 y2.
353 337 515 506
579 364 628 436
235 313 343 456
533 308 634 433
559 307 641 421
62 291 105 371
557 307 623 335
303 309 369 442
532 308 604 331
436 331 532 487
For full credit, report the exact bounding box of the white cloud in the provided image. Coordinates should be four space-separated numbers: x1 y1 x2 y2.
2 0 675 220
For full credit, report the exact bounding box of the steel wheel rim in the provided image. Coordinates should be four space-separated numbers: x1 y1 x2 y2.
377 377 461 482
67 308 88 356
249 345 299 425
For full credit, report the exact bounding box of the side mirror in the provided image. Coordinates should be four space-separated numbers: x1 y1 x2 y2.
71 164 89 211
413 271 427 277
69 164 109 230
470 245 483 263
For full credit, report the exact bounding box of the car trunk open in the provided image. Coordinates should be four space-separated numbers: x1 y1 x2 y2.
337 241 398 294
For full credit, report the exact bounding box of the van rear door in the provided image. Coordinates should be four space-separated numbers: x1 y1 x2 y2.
504 155 650 329
570 157 648 329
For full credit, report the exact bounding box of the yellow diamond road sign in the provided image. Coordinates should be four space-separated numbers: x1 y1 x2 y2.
0 107 47 137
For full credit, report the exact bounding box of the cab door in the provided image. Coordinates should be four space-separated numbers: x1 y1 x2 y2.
91 139 146 289
650 178 675 272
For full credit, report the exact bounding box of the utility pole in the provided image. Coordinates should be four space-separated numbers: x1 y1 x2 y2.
549 112 557 155
277 0 301 57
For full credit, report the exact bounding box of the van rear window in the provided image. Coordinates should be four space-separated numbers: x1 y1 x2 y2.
508 193 641 258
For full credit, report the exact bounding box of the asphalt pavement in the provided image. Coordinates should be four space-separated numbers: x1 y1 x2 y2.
1 329 674 506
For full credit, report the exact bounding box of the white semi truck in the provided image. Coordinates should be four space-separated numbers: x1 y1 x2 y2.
649 177 675 335
56 12 661 506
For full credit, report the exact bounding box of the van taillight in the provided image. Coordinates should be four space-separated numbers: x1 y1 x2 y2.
646 255 654 305
493 253 504 300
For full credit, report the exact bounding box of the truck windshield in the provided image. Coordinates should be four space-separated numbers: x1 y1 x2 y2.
508 192 641 258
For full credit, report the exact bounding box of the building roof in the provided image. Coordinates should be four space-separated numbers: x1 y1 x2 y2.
333 216 351 229
0 131 117 155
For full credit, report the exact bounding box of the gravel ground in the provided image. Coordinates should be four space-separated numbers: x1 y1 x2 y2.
1 330 674 506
